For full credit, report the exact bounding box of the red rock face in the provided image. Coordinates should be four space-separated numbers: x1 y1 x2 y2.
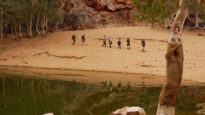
85 0 107 10
63 1 74 13
61 0 138 30
85 0 133 11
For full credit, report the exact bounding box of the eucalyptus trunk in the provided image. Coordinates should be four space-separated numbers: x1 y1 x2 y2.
45 16 48 32
11 25 14 36
42 15 46 37
28 14 33 38
156 0 188 115
195 0 201 28
36 12 41 36
0 8 3 38
18 18 23 38
14 25 18 35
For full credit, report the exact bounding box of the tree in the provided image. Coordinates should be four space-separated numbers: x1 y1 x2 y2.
156 0 188 115
0 0 62 38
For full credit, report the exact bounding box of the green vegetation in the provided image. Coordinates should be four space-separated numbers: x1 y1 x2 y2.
198 2 205 20
133 0 178 26
0 0 63 38
133 0 205 26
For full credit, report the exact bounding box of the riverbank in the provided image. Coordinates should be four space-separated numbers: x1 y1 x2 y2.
0 26 205 85
0 66 203 86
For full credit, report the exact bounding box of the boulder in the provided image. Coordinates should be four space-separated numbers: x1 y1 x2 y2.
197 103 205 115
67 10 92 30
112 106 146 115
43 113 54 115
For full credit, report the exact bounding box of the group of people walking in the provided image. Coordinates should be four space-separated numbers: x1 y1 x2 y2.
71 34 146 52
102 36 146 52
102 36 114 48
71 34 85 45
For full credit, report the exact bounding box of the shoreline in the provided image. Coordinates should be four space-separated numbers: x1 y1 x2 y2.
0 64 164 76
0 65 204 87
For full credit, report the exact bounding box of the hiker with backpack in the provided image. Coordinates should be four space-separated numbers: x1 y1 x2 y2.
72 34 77 45
117 38 122 48
126 38 131 49
141 39 146 52
108 37 113 48
102 35 107 47
81 34 85 45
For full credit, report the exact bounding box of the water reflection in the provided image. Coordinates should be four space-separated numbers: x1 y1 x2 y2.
0 78 205 115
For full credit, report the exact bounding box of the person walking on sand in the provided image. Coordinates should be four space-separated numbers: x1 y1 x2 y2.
126 38 130 49
81 34 85 45
72 34 77 45
141 39 146 52
117 38 122 48
108 37 112 48
102 36 107 47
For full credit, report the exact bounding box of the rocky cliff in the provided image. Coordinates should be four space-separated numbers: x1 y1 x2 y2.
60 0 138 30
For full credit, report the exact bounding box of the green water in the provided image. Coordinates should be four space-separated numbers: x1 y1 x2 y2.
0 73 205 115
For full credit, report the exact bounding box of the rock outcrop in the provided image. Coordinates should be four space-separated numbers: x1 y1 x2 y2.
60 0 138 30
85 0 133 11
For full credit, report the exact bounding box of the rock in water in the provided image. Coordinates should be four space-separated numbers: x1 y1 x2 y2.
112 106 146 115
43 113 54 115
196 103 205 115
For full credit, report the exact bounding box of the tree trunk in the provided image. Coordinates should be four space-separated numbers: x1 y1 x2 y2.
18 18 23 38
0 8 3 38
11 25 14 36
36 12 41 36
195 0 201 28
156 0 188 115
28 14 33 38
14 25 18 35
42 15 46 37
45 16 48 32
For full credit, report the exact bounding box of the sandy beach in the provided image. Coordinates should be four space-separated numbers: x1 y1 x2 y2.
0 26 205 85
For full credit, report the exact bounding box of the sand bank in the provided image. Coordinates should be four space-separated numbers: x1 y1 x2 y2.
0 26 205 85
